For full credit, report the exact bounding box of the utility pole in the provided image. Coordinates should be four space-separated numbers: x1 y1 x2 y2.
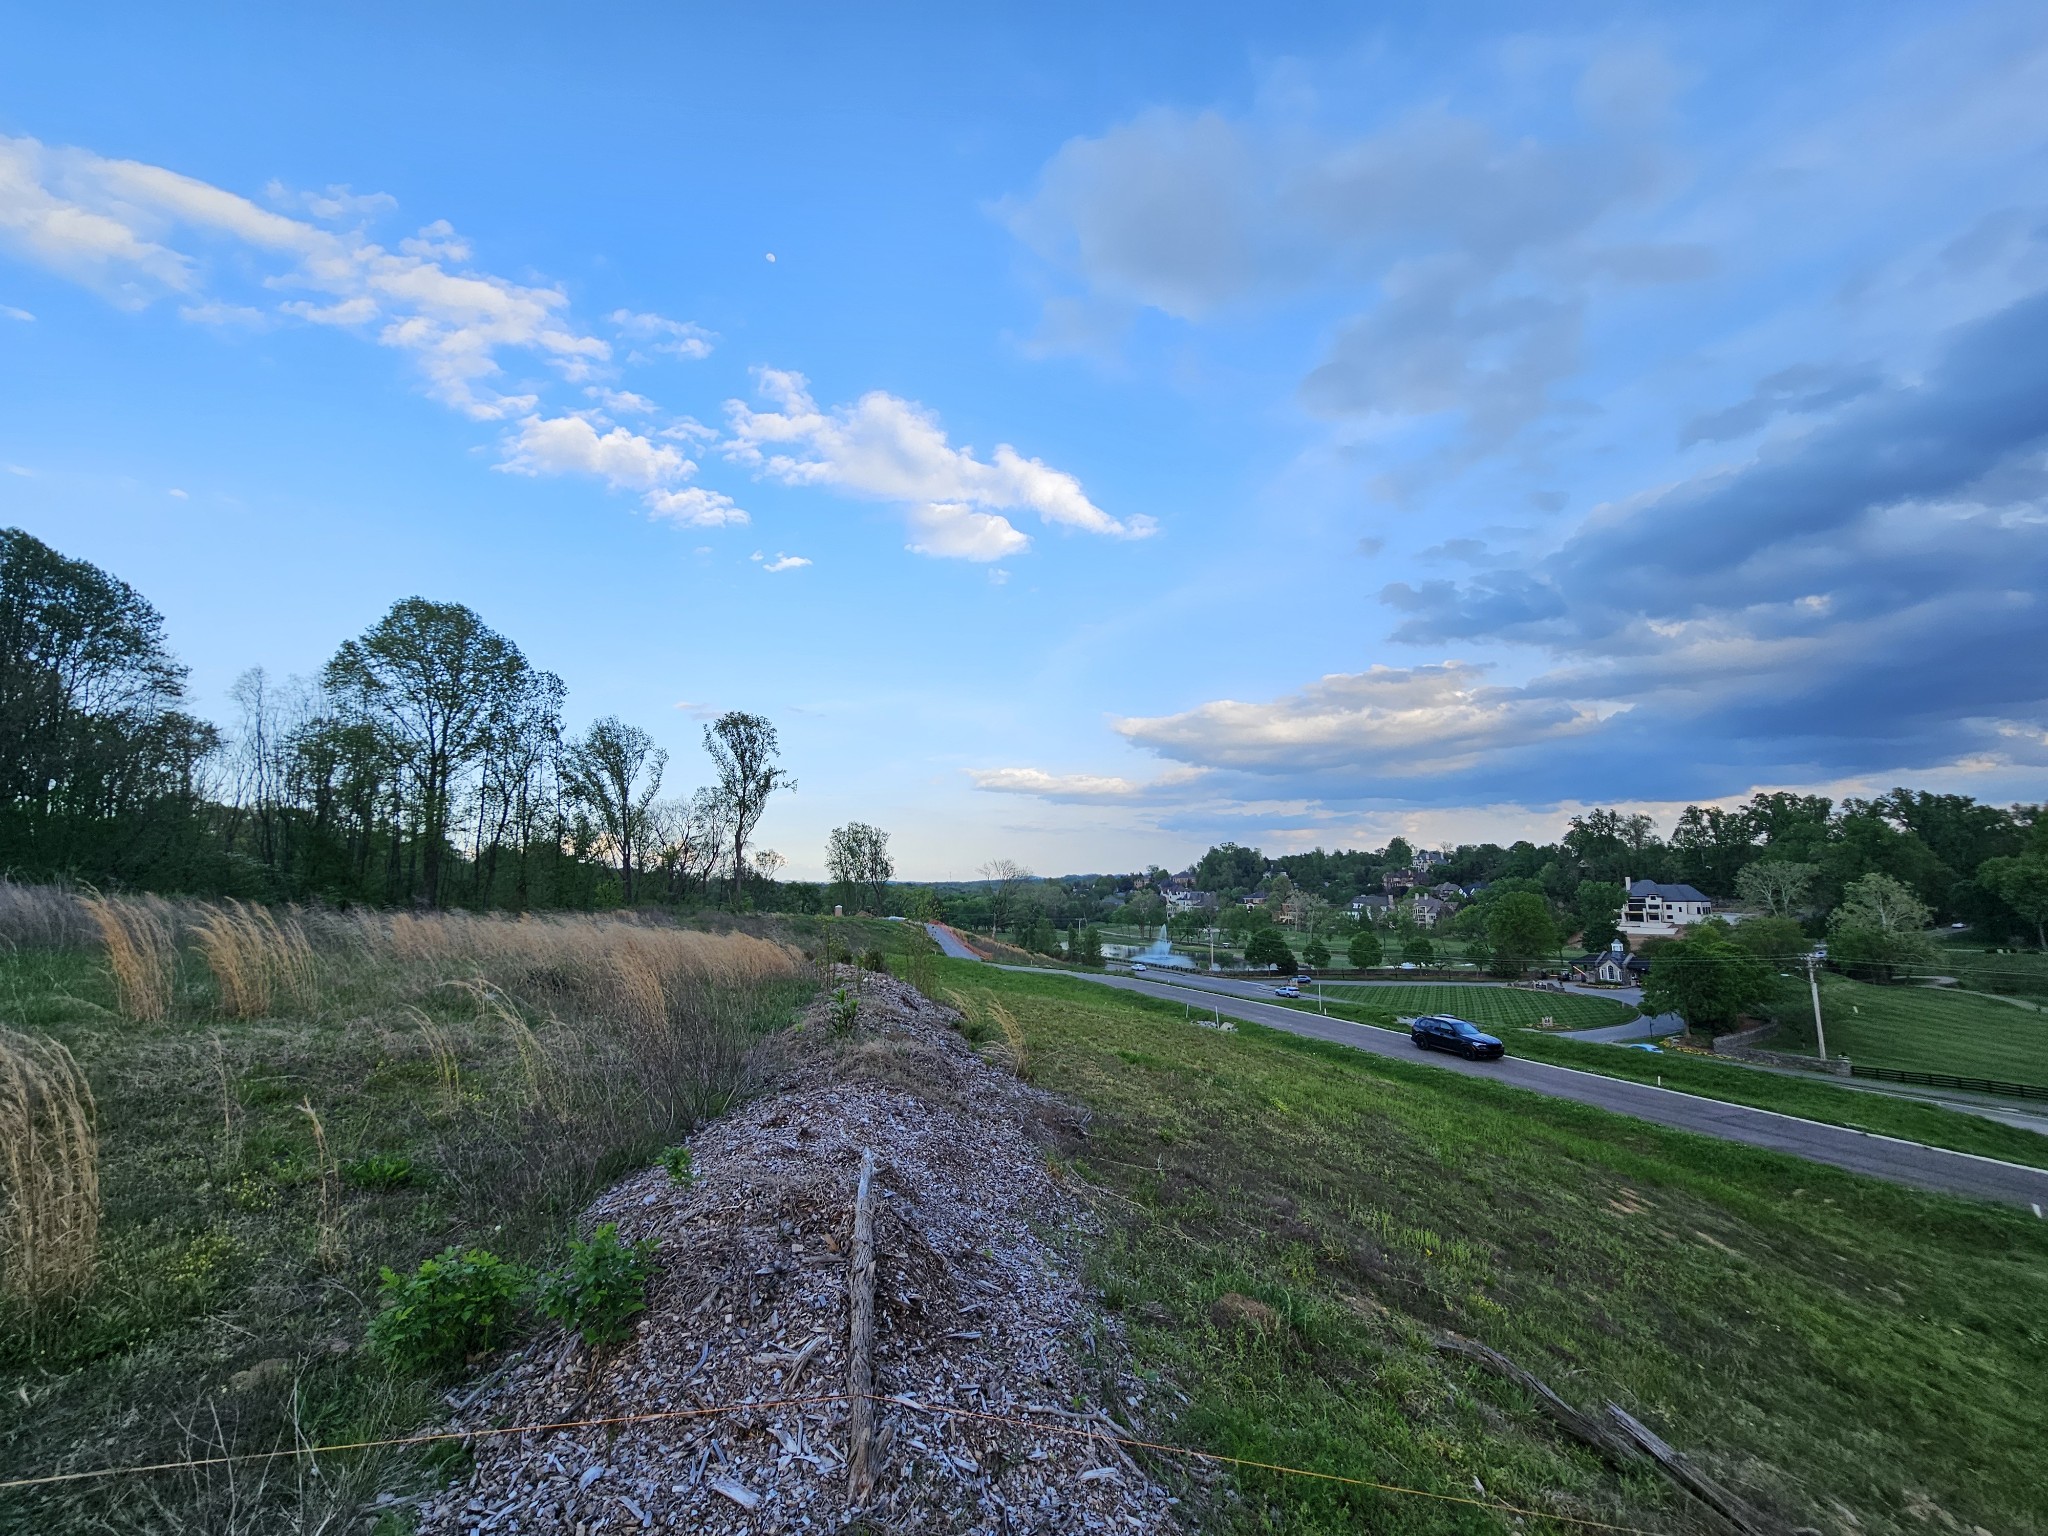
1806 952 1829 1062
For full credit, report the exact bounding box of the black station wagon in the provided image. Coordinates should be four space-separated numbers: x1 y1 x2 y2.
1409 1014 1505 1060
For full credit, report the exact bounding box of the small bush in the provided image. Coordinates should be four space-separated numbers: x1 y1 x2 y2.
859 948 889 972
367 1247 530 1373
537 1224 659 1348
829 987 860 1032
657 1145 694 1186
341 1153 415 1190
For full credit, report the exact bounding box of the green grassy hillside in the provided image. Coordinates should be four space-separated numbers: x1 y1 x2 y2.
940 962 2048 1536
1771 976 2048 1084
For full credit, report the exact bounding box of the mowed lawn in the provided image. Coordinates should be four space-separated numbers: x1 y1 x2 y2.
938 962 2048 1536
1325 981 1636 1031
1772 976 2048 1084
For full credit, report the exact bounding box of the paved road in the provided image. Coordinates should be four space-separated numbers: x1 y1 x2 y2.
924 923 984 960
992 965 2048 1212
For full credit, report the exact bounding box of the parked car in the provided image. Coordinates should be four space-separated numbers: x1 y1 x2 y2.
1409 1014 1504 1060
1272 985 1301 998
1293 973 1314 985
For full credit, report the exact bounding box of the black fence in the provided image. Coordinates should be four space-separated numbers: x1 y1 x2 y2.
1848 1063 2048 1102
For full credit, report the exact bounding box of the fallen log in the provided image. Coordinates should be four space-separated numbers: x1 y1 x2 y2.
845 1148 879 1509
1433 1334 1642 1468
1604 1403 1788 1536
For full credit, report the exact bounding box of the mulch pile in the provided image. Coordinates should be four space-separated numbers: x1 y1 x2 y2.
412 973 1186 1535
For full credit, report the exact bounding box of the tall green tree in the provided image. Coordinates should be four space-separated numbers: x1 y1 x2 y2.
703 711 795 908
1734 860 1817 918
0 528 216 881
1976 856 2048 950
563 717 666 905
324 598 531 907
1642 922 1772 1033
1827 872 1936 983
825 821 895 914
1244 927 1295 971
1486 891 1557 976
1574 881 1625 951
1347 928 1383 968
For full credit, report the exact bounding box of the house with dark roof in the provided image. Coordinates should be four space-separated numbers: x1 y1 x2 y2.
1570 942 1650 985
1410 894 1455 929
1620 876 1711 938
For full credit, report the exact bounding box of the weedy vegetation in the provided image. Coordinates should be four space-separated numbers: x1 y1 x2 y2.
0 884 924 1536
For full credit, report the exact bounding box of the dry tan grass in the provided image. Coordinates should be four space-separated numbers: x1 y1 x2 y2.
81 895 178 1023
0 1028 100 1305
194 900 319 1019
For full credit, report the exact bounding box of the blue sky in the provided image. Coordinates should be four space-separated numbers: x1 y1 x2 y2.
4 3 2046 879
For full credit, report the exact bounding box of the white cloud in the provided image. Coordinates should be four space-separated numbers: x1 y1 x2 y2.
1114 662 1621 777
498 412 750 528
646 486 746 527
0 131 772 532
610 308 716 360
969 764 1205 802
500 413 691 491
167 487 187 499
0 132 614 421
723 368 1153 560
763 552 811 572
586 386 659 416
1 304 30 321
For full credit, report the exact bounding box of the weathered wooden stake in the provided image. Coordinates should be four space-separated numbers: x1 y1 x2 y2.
845 1147 878 1508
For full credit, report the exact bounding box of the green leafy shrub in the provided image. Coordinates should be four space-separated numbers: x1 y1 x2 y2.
657 1145 694 1186
367 1247 530 1373
860 948 889 972
829 987 860 1032
342 1153 415 1190
538 1224 659 1347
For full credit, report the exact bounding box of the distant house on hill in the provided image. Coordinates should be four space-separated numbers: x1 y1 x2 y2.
1410 894 1455 929
1430 881 1464 901
1620 877 1712 938
1163 886 1216 912
1412 849 1448 870
1382 869 1422 895
1350 893 1393 919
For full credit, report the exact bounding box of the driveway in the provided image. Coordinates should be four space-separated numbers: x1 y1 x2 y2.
978 964 2048 1212
923 923 985 961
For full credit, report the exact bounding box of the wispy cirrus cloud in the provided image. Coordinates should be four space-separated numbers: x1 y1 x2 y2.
968 764 1205 802
723 368 1155 561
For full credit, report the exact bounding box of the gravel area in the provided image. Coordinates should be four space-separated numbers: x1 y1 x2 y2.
413 974 1186 1535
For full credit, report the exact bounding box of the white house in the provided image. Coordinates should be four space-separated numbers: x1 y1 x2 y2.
1410 894 1455 929
1619 876 1712 938
1162 886 1216 913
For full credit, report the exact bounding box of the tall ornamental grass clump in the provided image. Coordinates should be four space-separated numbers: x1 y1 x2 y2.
0 1028 99 1306
81 895 177 1023
192 900 318 1019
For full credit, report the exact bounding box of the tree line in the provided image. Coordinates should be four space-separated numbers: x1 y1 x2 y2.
0 529 802 909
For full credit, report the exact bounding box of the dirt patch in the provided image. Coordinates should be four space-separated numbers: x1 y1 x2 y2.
414 975 1183 1535
1208 1293 1282 1336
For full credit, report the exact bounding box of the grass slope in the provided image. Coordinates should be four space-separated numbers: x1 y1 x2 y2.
1767 976 2048 1084
936 961 2048 1536
1257 985 2048 1171
1320 982 1634 1031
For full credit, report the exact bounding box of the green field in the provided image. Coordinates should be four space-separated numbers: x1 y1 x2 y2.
942 963 2048 1536
1937 946 2048 1001
1323 981 1635 1031
1770 976 2048 1085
